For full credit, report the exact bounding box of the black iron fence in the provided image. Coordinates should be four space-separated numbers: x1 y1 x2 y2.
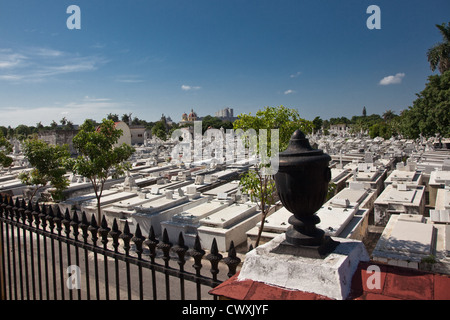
0 194 242 300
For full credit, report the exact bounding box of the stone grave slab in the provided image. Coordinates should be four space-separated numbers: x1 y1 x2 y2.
386 189 416 203
383 220 436 255
257 207 291 233
316 205 358 237
200 204 257 228
333 188 368 205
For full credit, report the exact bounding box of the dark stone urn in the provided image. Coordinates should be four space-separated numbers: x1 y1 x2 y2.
274 130 338 258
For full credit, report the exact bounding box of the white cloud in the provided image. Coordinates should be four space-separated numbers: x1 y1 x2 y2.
284 89 295 95
379 73 405 85
34 48 64 57
0 96 132 127
0 47 107 83
290 71 302 78
181 84 201 91
0 53 27 69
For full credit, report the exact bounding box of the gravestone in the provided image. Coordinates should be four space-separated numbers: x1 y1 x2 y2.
384 220 436 255
195 175 204 185
151 186 160 195
217 193 228 200
165 190 173 199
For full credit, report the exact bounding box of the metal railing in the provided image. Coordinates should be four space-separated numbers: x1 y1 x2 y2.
0 194 241 300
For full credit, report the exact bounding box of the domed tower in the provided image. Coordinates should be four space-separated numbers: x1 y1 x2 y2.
188 109 198 122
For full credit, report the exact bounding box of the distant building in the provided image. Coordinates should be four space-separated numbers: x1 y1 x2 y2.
330 124 349 134
215 107 236 121
130 125 149 145
38 129 79 155
180 109 201 123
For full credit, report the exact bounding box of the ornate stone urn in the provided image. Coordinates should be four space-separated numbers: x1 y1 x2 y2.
274 130 338 257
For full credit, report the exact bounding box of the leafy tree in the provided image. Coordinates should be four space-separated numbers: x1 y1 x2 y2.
0 126 7 137
382 110 397 122
151 120 168 141
329 116 350 125
121 113 130 124
35 122 44 131
65 120 74 130
69 119 135 222
362 106 367 117
201 115 234 133
399 71 450 138
107 113 119 122
427 22 450 74
19 137 70 201
369 122 392 139
0 132 13 169
312 116 323 132
15 124 32 139
233 106 312 247
349 114 383 134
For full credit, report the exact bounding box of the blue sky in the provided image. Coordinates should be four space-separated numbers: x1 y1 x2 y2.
0 0 449 127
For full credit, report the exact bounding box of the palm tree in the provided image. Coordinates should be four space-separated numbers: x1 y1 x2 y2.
382 110 396 122
427 22 450 74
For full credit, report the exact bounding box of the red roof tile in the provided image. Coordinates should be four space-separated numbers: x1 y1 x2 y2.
210 261 450 300
434 273 450 300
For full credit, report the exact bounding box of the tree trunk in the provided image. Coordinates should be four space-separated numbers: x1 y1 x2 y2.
255 209 267 248
96 197 102 224
255 194 266 247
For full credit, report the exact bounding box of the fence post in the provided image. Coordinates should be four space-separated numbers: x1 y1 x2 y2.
0 195 4 300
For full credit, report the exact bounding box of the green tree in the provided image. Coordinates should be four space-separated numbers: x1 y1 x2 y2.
399 71 450 138
107 113 119 122
35 122 44 131
427 22 450 74
312 116 323 132
69 119 135 222
0 132 13 169
121 113 130 124
369 122 392 139
382 110 396 122
233 106 312 247
151 120 168 141
19 137 70 201
15 124 31 139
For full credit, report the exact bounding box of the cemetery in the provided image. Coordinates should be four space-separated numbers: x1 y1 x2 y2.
1 127 450 301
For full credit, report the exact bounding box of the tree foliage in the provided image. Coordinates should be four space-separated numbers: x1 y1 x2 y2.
69 119 135 221
0 132 13 168
151 120 168 141
19 137 70 201
399 71 450 138
233 106 312 247
200 115 233 133
427 22 450 74
234 105 312 153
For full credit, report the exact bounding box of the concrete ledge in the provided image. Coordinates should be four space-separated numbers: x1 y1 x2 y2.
237 233 369 300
